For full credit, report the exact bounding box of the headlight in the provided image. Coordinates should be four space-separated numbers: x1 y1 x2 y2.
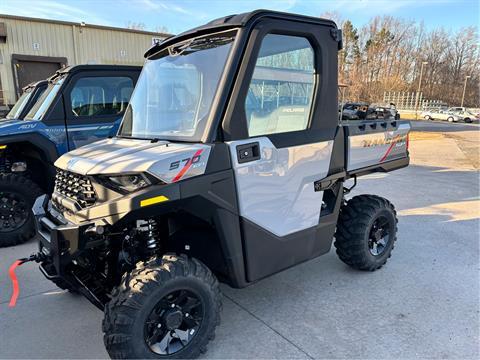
99 173 156 194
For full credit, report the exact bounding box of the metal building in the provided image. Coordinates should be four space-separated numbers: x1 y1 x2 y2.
0 14 170 110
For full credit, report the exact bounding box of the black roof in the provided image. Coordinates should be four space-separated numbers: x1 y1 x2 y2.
22 79 48 91
145 9 338 58
56 64 142 75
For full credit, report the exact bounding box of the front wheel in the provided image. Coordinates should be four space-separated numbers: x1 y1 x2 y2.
424 115 431 120
103 254 221 359
447 116 454 122
0 173 43 247
464 118 472 123
334 195 398 271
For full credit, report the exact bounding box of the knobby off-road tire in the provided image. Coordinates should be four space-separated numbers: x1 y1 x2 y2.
334 195 398 271
103 254 222 359
0 173 43 247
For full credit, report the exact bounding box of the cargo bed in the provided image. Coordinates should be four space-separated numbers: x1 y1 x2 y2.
343 119 411 178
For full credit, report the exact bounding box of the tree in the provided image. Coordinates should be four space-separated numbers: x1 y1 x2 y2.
333 14 479 107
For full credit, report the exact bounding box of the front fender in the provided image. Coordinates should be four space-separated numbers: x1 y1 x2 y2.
0 132 61 164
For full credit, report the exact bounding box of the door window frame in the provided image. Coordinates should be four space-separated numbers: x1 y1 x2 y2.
63 70 138 125
243 33 317 138
221 19 338 148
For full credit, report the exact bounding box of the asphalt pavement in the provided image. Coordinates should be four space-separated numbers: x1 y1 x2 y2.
0 120 478 359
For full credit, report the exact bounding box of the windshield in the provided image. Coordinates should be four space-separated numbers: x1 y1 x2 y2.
25 76 65 120
6 89 33 119
119 30 236 141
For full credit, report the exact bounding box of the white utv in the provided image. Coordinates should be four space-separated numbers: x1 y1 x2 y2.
33 10 411 359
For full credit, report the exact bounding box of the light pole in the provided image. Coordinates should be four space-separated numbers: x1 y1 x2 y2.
415 61 428 120
461 75 471 107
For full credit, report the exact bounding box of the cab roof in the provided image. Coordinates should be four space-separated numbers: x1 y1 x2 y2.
22 79 48 91
56 64 142 75
145 9 338 58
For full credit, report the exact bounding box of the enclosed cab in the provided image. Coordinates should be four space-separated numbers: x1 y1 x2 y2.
33 11 410 359
0 65 141 247
4 80 48 121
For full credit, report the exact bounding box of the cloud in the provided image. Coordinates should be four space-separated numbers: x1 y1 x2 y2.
0 0 114 26
135 0 199 16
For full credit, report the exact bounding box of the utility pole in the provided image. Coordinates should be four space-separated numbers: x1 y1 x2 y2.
414 61 428 120
461 75 471 107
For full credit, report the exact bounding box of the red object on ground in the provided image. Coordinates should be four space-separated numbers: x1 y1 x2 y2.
8 260 23 307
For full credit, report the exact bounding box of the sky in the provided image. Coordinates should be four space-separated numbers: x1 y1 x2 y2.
1 0 479 35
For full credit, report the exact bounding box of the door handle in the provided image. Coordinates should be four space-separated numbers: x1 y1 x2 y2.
236 142 260 164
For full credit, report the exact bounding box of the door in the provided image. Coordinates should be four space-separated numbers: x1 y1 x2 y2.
12 54 67 99
223 20 341 281
63 72 137 149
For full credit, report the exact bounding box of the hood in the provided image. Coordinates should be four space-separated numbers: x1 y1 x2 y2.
55 137 212 184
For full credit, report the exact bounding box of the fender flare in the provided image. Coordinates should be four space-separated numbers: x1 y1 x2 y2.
0 133 60 164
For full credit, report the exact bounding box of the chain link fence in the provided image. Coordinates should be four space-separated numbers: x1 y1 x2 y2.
383 91 447 110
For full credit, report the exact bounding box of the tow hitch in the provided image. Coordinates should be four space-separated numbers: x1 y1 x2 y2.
8 252 46 307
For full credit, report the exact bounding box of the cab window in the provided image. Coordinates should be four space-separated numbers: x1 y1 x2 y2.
245 34 315 137
69 77 133 117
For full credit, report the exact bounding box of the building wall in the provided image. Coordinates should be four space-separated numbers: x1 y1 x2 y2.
0 15 168 105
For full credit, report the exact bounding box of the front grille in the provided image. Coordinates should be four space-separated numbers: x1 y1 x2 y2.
54 169 97 209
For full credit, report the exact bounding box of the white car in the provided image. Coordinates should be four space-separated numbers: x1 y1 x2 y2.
447 108 479 123
421 109 463 122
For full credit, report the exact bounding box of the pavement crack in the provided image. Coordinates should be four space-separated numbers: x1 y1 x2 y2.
223 294 315 359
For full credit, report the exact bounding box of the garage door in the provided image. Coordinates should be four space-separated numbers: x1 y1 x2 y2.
12 54 67 99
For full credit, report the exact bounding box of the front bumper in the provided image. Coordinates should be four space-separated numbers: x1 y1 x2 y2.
33 195 107 309
33 195 92 276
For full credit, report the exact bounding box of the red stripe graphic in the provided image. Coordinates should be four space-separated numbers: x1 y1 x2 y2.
172 149 203 182
380 142 396 163
9 260 23 307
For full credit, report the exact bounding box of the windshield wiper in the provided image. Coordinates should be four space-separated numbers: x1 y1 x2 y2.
168 35 235 56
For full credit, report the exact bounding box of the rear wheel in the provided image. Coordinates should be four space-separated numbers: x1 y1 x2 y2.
334 195 398 271
0 173 43 247
424 115 431 120
103 254 221 359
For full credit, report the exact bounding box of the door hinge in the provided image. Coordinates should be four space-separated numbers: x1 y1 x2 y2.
330 28 343 50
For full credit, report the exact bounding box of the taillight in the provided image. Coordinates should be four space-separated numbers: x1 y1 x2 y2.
406 133 410 151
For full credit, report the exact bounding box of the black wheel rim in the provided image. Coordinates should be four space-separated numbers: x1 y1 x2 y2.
0 191 28 233
368 215 391 256
144 289 204 356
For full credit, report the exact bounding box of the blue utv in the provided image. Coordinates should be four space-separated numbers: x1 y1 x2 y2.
0 64 141 247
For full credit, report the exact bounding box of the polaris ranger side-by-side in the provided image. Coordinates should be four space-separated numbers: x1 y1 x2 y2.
0 65 141 247
33 11 410 359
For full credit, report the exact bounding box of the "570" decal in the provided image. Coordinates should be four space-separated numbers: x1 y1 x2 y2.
169 154 202 170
